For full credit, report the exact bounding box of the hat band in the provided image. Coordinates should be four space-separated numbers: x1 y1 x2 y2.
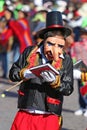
47 25 64 29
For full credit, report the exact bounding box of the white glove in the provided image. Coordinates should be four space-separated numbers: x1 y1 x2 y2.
23 69 36 79
73 69 81 79
40 71 56 83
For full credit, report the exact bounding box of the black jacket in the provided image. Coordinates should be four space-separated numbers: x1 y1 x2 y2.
9 45 74 116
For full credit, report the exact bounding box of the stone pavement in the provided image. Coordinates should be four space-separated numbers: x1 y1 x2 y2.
0 78 87 130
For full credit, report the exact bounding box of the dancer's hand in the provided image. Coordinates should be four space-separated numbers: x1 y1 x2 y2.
73 69 81 79
23 69 36 79
40 71 56 83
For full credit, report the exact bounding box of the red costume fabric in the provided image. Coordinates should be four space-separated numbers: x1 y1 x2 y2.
80 84 87 96
18 18 32 46
0 11 4 17
9 18 32 53
0 27 13 51
11 110 62 130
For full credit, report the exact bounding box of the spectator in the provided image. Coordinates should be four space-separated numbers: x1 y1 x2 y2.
32 6 48 43
0 16 14 78
16 5 33 52
72 28 87 117
4 6 20 62
4 5 33 54
68 10 83 42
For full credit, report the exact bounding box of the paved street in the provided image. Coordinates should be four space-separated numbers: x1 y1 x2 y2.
0 78 87 130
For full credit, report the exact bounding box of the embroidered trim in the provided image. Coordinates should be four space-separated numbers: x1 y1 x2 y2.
18 90 24 96
20 68 27 79
50 75 60 88
81 72 87 81
26 46 39 69
52 59 63 70
47 96 61 105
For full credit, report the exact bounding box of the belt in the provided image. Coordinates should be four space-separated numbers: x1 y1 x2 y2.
20 109 51 114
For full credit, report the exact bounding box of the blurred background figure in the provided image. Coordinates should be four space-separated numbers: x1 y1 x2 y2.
0 1 33 78
16 5 33 52
4 4 33 54
4 5 20 63
68 10 83 42
71 28 87 117
32 6 48 44
0 16 14 78
4 3 20 58
78 2 87 28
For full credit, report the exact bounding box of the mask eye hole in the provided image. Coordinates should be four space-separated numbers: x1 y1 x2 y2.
46 41 64 49
47 41 54 46
58 44 64 49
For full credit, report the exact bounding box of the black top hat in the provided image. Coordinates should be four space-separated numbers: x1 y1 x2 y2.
37 11 72 39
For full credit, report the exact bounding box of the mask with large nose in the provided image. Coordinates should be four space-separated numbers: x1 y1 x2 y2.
44 36 65 62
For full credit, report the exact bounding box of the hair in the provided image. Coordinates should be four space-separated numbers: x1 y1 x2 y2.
44 29 66 40
5 8 14 18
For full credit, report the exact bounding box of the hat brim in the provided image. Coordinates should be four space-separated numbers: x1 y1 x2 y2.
37 26 72 39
